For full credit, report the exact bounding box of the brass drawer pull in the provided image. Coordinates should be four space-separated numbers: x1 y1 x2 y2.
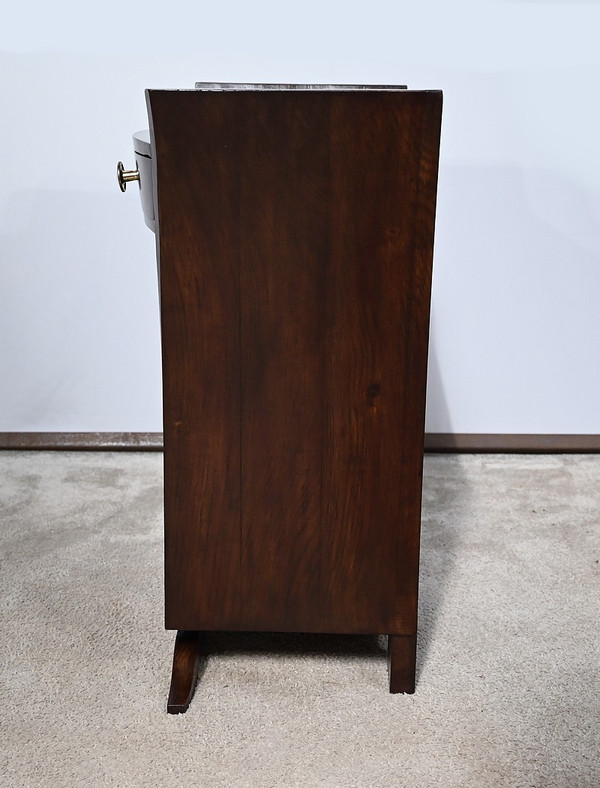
117 161 140 192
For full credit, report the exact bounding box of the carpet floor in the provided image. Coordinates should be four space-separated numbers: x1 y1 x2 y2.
0 452 598 787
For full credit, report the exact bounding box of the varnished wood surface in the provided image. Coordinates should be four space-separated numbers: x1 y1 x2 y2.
238 95 328 630
388 634 417 694
150 93 243 629
148 89 442 638
167 630 205 713
321 93 440 634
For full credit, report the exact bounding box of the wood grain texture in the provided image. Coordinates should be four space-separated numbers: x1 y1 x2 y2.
388 634 417 693
167 630 205 713
149 91 242 630
148 89 442 640
321 92 442 634
238 94 329 630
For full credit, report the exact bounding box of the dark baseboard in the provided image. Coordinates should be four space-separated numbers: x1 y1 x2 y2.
0 432 163 451
0 432 599 453
424 433 600 453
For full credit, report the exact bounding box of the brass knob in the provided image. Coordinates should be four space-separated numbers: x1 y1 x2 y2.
117 161 140 192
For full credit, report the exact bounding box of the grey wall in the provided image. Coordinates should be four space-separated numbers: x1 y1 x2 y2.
1 1 599 434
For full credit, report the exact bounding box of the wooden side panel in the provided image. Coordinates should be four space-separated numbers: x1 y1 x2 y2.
149 89 441 636
238 94 330 630
321 92 442 634
148 92 242 630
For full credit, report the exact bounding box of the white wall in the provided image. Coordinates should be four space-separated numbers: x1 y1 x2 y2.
1 0 599 434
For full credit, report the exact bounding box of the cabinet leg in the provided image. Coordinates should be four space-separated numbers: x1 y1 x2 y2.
167 630 205 714
388 634 416 694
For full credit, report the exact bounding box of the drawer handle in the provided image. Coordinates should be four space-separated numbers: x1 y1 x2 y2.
117 161 140 192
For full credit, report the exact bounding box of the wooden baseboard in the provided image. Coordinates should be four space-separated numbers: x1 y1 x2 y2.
0 432 163 451
424 433 600 453
0 432 599 453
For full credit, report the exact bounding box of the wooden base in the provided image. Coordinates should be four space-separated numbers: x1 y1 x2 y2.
166 631 415 712
388 634 417 694
167 630 204 714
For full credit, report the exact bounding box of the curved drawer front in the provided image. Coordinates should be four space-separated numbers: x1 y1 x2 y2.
133 129 155 232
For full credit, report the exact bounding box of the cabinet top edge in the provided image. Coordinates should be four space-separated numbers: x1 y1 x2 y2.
192 82 409 91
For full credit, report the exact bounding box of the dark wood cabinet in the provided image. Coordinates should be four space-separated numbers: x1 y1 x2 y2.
146 85 442 712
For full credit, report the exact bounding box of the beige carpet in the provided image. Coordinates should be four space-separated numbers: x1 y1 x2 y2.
0 451 598 787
